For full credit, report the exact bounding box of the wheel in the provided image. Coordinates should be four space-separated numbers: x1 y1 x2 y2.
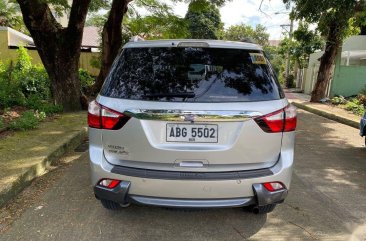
100 199 122 210
252 204 277 214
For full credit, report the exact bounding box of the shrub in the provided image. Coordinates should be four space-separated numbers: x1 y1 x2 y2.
79 68 95 88
345 98 365 116
34 110 46 121
13 47 51 100
0 61 27 108
330 95 347 105
38 103 63 114
0 117 4 129
9 110 41 131
0 47 53 109
14 47 32 71
26 94 63 115
286 74 296 88
20 65 51 100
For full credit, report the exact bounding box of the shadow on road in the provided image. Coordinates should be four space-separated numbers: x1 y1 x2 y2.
97 206 267 240
2 110 366 241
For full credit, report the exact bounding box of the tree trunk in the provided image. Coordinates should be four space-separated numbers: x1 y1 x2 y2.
92 0 131 94
16 0 90 111
360 25 366 35
310 25 341 102
47 47 82 110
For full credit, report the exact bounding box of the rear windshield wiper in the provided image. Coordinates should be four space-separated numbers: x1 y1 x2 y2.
143 92 195 98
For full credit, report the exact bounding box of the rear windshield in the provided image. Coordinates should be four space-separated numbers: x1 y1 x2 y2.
101 47 284 102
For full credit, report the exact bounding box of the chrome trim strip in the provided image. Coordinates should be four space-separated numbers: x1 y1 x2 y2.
129 195 254 208
124 109 262 122
179 161 204 168
111 165 273 180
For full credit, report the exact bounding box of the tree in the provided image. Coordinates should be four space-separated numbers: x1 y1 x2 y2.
0 0 25 32
16 0 91 111
291 23 324 68
90 0 230 94
265 45 287 84
125 14 188 40
277 23 324 70
284 0 364 102
223 24 269 46
92 0 132 93
92 0 227 93
352 5 366 35
91 0 181 93
185 0 223 39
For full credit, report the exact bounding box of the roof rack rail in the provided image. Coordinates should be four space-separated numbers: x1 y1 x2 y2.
130 36 145 42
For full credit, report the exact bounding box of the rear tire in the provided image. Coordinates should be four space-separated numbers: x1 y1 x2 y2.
252 204 277 214
100 199 122 210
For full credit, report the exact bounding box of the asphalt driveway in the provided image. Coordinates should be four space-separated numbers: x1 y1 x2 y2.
1 110 365 241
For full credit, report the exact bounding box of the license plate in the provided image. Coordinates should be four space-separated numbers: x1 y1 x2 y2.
166 123 218 143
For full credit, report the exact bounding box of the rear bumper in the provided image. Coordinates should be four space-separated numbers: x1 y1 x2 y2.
89 128 294 208
94 181 288 208
91 150 293 208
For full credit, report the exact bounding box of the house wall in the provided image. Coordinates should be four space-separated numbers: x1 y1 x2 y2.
0 29 100 76
0 29 43 65
342 35 366 51
303 51 324 95
303 36 366 97
330 36 366 97
330 65 366 97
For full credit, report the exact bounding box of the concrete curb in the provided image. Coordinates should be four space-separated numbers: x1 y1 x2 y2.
0 127 87 208
292 102 360 129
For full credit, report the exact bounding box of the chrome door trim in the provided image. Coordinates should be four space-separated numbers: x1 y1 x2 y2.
124 109 262 122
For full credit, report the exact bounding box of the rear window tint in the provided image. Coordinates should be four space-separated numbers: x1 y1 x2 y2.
101 47 284 102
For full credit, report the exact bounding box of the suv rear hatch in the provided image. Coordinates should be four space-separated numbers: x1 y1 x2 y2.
92 44 292 172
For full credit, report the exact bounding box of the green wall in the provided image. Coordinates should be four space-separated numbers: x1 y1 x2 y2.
330 61 366 97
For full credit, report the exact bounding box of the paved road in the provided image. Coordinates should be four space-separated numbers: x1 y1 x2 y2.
1 110 366 241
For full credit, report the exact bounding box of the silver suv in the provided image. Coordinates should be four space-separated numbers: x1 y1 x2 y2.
88 39 296 214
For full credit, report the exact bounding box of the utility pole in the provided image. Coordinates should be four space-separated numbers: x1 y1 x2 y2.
285 17 294 88
279 9 294 88
275 6 295 87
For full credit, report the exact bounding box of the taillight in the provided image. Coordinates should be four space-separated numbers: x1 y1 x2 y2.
88 100 130 130
262 182 285 192
98 179 121 189
283 104 297 132
255 104 297 133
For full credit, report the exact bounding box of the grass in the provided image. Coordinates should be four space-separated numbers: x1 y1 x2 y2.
8 111 41 131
